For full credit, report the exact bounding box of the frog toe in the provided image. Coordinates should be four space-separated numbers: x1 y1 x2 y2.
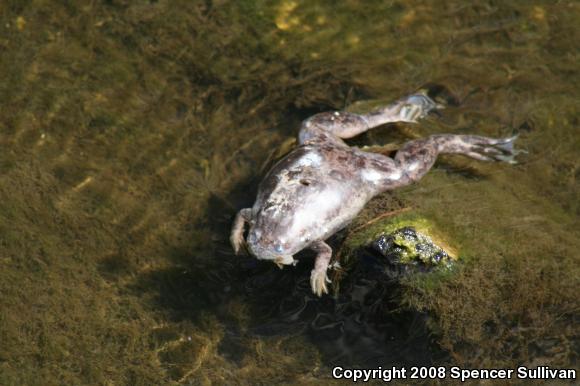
310 269 329 297
230 234 245 255
477 135 526 164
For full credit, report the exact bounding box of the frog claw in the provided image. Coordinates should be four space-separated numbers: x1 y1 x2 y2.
474 134 526 164
230 208 251 255
329 261 342 270
230 234 244 255
310 269 330 297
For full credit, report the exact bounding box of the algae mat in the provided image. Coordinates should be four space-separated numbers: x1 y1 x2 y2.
0 1 578 385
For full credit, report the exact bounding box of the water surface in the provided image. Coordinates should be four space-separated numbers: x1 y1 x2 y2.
0 1 578 384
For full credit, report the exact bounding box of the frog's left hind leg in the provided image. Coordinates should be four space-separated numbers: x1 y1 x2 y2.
299 92 442 144
385 134 521 189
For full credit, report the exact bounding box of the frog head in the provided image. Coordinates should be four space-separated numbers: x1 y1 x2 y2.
246 229 297 269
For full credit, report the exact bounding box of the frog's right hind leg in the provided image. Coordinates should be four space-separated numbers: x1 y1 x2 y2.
230 208 252 254
382 134 522 190
298 91 443 145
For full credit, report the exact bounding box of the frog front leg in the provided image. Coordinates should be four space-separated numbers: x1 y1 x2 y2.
309 240 333 296
230 208 252 254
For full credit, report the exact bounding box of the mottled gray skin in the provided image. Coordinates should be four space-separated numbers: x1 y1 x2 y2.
231 92 520 296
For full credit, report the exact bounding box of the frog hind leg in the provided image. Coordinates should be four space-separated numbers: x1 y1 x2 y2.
298 91 442 145
375 134 522 190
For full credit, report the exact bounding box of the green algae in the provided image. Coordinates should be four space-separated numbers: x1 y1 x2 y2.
0 0 578 384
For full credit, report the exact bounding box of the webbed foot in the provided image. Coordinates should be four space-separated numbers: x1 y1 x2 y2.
397 93 443 123
470 134 526 164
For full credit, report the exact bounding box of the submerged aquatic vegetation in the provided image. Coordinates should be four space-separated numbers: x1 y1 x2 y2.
0 0 578 384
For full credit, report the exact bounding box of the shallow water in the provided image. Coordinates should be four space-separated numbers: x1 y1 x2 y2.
0 1 578 385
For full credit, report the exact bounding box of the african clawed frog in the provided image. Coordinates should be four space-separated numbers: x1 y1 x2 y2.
231 90 520 296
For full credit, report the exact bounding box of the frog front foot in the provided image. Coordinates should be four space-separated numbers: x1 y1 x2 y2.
230 208 251 254
310 268 332 297
309 240 333 296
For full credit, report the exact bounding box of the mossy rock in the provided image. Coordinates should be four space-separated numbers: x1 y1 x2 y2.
332 212 459 289
373 226 455 267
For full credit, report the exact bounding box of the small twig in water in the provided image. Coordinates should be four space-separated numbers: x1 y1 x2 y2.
350 207 412 234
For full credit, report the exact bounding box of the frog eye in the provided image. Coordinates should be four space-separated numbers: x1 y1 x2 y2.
274 244 284 253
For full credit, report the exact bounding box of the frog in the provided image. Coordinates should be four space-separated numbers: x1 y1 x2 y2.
230 89 521 296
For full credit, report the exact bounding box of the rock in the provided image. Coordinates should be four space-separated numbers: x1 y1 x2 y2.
333 213 459 286
371 226 454 268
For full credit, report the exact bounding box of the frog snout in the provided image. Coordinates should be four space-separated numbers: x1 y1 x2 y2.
246 230 273 258
246 231 295 265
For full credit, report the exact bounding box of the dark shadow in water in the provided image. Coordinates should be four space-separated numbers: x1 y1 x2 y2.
134 191 449 368
234 243 449 368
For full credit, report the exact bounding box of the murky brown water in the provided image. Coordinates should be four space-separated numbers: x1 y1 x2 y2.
0 1 578 385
